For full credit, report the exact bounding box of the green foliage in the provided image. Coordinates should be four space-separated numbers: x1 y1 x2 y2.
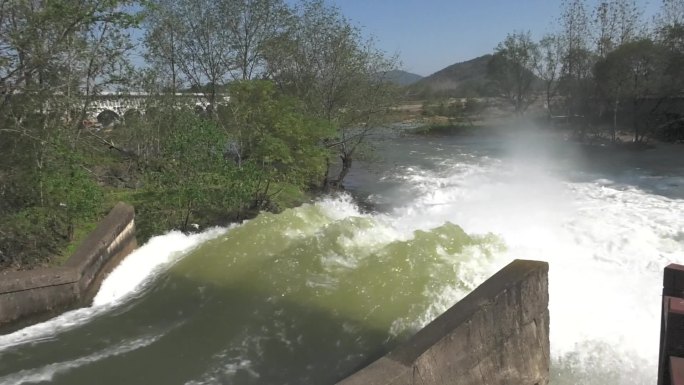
140 112 243 234
41 152 104 241
0 207 64 268
0 133 103 269
221 80 334 186
487 31 540 114
133 81 334 240
0 0 388 269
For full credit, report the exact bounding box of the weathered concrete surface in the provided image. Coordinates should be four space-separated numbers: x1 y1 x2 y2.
337 259 549 385
658 264 684 385
65 203 137 303
0 202 137 330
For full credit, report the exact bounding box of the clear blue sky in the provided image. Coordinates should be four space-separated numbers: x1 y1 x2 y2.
322 0 661 76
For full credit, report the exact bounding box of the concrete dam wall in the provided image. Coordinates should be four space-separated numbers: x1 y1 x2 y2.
338 259 550 385
0 202 137 330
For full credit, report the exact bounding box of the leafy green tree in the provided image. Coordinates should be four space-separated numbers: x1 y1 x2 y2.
141 112 240 233
42 143 104 241
143 0 289 107
265 0 397 187
138 80 334 236
0 0 139 268
221 80 332 186
488 31 540 114
142 0 184 95
0 0 139 126
595 39 663 142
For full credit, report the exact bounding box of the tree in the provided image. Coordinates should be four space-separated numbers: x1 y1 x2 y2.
487 31 540 114
592 0 644 58
558 0 596 118
655 0 684 94
143 0 184 94
220 80 333 196
0 0 139 206
264 0 398 188
536 34 563 117
224 0 291 80
142 112 240 232
0 0 139 268
138 80 334 235
144 0 290 105
0 0 138 121
655 0 684 29
595 39 663 142
590 0 645 138
144 0 234 107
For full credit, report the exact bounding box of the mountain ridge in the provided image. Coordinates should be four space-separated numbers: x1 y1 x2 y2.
408 55 495 98
385 70 423 86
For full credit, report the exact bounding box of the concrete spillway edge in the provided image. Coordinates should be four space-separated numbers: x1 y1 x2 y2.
0 202 137 331
338 259 550 385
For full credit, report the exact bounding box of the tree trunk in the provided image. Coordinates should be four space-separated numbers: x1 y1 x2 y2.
612 97 619 142
333 153 352 187
633 98 639 143
546 83 552 118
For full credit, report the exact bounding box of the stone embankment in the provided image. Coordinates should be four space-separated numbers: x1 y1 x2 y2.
0 202 137 331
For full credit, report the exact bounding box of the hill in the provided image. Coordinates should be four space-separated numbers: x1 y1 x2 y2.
408 55 495 98
385 70 423 86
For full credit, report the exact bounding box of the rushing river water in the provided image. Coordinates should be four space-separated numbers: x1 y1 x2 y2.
1 127 683 385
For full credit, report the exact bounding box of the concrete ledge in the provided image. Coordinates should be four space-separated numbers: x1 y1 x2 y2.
0 202 137 330
337 259 549 385
0 267 79 294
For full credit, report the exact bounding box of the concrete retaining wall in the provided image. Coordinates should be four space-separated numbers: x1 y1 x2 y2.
338 259 549 385
0 202 137 330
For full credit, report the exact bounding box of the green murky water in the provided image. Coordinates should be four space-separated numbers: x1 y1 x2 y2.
0 197 502 385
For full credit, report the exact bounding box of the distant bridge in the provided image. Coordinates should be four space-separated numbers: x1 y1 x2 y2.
86 92 230 126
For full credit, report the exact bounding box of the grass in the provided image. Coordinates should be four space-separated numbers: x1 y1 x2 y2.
51 189 135 267
51 221 99 266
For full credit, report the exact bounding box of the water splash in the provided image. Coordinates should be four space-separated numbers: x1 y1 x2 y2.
0 228 226 351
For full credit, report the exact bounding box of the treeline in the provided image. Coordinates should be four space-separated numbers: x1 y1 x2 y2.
0 0 397 269
487 0 684 142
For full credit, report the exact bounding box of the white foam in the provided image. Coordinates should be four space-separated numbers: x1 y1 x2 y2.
0 333 162 385
0 227 227 351
316 194 363 221
388 153 684 383
93 227 227 306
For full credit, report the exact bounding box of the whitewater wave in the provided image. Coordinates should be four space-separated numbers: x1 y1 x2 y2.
0 332 163 385
383 150 684 384
0 228 226 351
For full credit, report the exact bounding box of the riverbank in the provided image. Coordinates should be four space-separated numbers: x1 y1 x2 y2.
0 203 137 333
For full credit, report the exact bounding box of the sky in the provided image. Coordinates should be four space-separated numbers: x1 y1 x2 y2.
322 0 662 77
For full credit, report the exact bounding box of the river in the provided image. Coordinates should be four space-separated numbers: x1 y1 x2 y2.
1 126 683 384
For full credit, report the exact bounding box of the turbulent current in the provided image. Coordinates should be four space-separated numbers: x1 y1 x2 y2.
1 129 683 384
